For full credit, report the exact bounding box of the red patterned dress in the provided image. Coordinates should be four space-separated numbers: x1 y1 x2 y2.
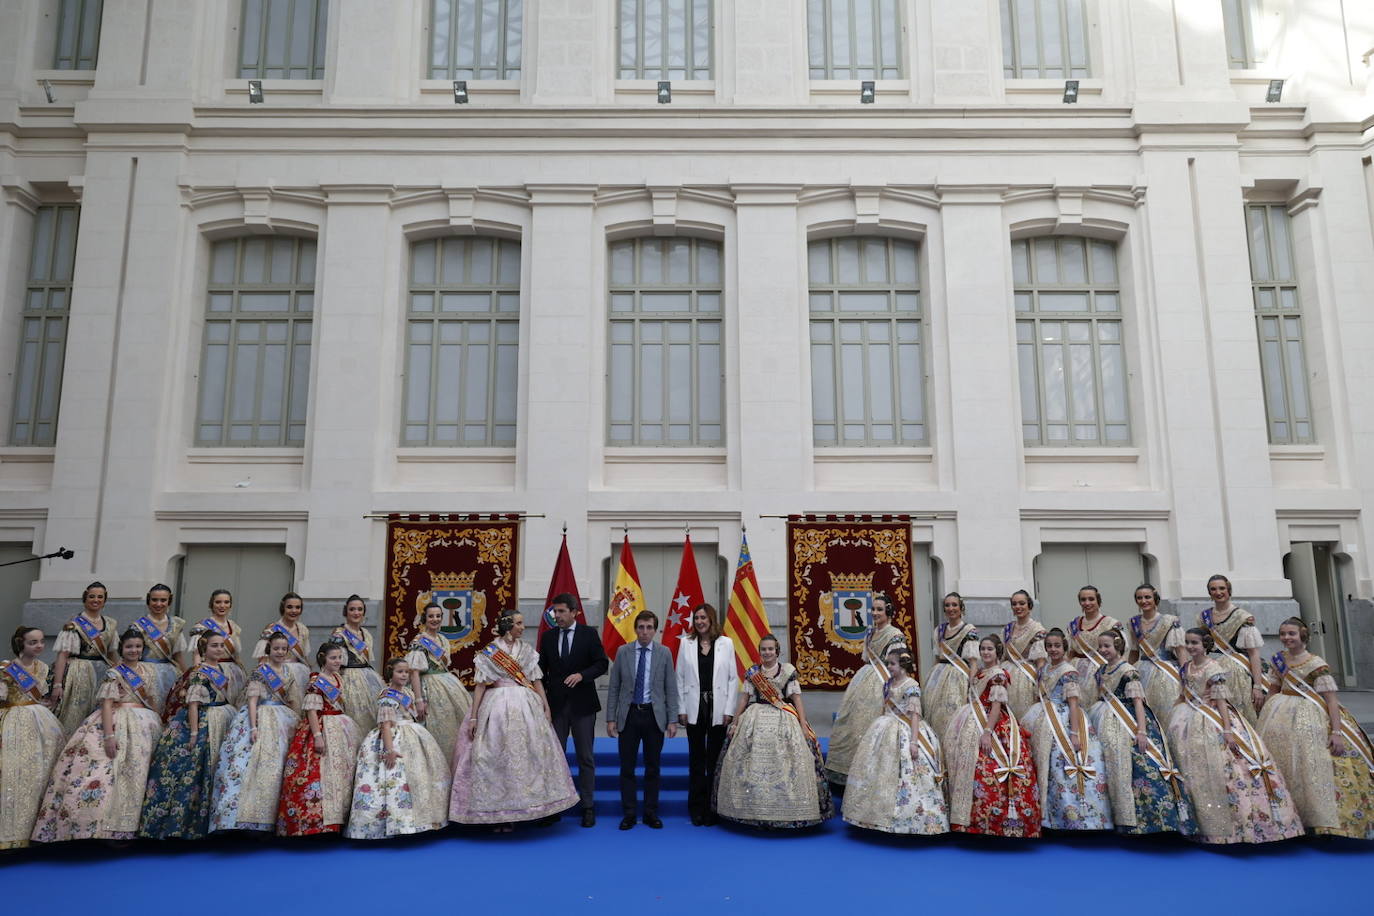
275 673 360 836
945 665 1041 837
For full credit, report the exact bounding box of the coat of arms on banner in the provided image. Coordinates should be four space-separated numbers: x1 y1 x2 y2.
820 571 875 643
414 570 487 644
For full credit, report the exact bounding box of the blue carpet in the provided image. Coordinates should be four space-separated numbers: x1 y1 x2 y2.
6 738 1368 912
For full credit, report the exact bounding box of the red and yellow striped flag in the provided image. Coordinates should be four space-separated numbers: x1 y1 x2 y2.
722 532 769 677
601 534 645 660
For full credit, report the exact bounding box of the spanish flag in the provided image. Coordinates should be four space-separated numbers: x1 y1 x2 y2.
602 534 645 660
722 532 769 677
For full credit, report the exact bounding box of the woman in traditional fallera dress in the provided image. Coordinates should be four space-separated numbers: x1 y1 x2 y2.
1258 617 1374 839
449 612 578 830
946 635 1040 837
1197 574 1266 725
32 629 163 843
211 630 304 832
251 591 313 674
406 602 471 763
132 583 186 708
139 632 239 839
347 658 451 839
1168 627 1303 844
1126 583 1185 722
332 594 386 735
1089 628 1195 836
0 627 65 849
1067 586 1120 706
277 640 361 836
164 588 248 720
714 634 834 829
923 592 980 743
1020 628 1112 831
1002 590 1047 720
825 592 908 785
842 647 948 835
50 581 117 736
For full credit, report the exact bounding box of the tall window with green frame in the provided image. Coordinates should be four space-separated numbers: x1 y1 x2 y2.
808 237 927 446
618 0 712 80
1014 237 1129 446
53 0 103 69
807 0 902 79
1000 0 1090 78
430 0 522 80
607 238 723 446
239 0 328 79
196 237 315 447
1245 204 1313 444
11 206 80 446
402 237 520 447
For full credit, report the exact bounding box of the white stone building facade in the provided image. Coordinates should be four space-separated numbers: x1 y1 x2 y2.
1 0 1372 686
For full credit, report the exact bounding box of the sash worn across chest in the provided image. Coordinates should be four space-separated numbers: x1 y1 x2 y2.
114 663 157 710
2 660 46 704
1069 617 1108 667
1097 664 1183 791
199 618 240 661
1036 665 1095 793
136 616 186 671
1272 654 1374 775
483 644 535 689
1002 622 1041 685
1131 615 1181 688
310 673 345 708
255 664 292 703
748 665 820 751
937 623 973 677
268 622 308 663
416 634 449 668
72 614 114 662
884 681 943 782
970 674 1027 787
1179 662 1279 789
1201 608 1255 676
338 627 369 661
381 687 414 710
198 663 229 696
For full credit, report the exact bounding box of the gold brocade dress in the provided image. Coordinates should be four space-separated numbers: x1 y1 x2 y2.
133 613 186 707
332 626 387 734
1197 606 1264 725
1002 620 1047 720
52 614 118 736
824 623 908 784
1258 652 1374 839
923 621 979 743
0 659 65 849
1068 614 1120 706
405 633 472 763
1127 612 1184 721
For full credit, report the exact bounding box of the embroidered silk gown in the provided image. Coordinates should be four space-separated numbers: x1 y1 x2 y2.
1089 660 1195 835
1197 606 1264 725
1020 660 1112 830
139 663 239 839
946 665 1040 837
32 664 163 842
1067 613 1120 706
923 621 979 743
824 623 908 784
1167 658 1303 844
332 625 387 735
346 685 451 839
132 613 186 707
1002 619 1048 720
164 618 248 719
52 613 117 736
449 640 578 824
250 622 313 671
0 659 64 849
405 632 472 762
841 678 948 835
277 672 361 835
714 662 833 829
210 662 304 832
1127 612 1184 721
1258 652 1374 839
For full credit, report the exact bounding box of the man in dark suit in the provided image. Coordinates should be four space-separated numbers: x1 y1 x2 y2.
538 593 608 827
606 610 679 830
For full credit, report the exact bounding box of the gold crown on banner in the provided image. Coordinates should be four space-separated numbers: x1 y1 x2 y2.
830 571 875 591
430 570 477 590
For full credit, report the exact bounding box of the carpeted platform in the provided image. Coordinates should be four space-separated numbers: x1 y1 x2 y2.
5 738 1368 911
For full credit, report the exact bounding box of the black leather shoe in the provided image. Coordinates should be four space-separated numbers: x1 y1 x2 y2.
618 816 635 830
690 814 704 826
643 814 663 829
581 810 596 828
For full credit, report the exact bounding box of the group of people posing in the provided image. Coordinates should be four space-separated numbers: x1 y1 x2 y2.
0 575 1370 850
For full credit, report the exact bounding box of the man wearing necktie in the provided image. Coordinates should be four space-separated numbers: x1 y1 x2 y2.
607 610 680 829
538 594 608 827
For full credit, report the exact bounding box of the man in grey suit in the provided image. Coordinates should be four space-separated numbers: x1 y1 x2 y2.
607 610 679 829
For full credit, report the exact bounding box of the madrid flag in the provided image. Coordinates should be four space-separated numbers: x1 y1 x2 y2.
602 534 646 660
722 532 769 677
662 534 705 664
536 532 586 643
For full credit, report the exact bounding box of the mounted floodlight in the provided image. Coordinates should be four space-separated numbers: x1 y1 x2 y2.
40 79 54 103
454 80 469 104
859 80 875 104
657 81 671 104
247 79 264 104
1063 80 1079 104
1265 79 1284 103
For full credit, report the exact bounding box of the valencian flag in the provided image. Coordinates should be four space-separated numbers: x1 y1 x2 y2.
661 534 705 664
602 534 646 660
537 532 586 643
722 531 769 677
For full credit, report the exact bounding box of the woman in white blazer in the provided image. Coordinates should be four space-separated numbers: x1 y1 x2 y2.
676 603 739 826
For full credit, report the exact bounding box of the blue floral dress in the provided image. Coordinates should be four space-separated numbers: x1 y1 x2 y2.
1021 661 1112 830
138 664 237 839
210 662 303 832
345 686 451 839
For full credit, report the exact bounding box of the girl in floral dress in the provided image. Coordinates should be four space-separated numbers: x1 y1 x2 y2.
1126 583 1185 722
922 592 980 743
405 602 471 763
50 581 117 736
332 595 386 735
132 583 186 708
164 588 248 719
211 630 304 832
945 635 1040 837
32 629 163 843
346 658 451 839
1001 590 1047 720
277 640 361 836
250 592 313 674
0 627 64 849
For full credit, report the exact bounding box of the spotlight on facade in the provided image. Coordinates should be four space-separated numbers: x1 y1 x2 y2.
39 79 55 103
453 80 469 104
657 81 671 104
1265 79 1284 103
1063 80 1079 103
247 80 264 104
860 80 875 104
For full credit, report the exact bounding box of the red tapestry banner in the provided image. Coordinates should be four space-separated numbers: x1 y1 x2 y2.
787 517 919 689
384 516 520 689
